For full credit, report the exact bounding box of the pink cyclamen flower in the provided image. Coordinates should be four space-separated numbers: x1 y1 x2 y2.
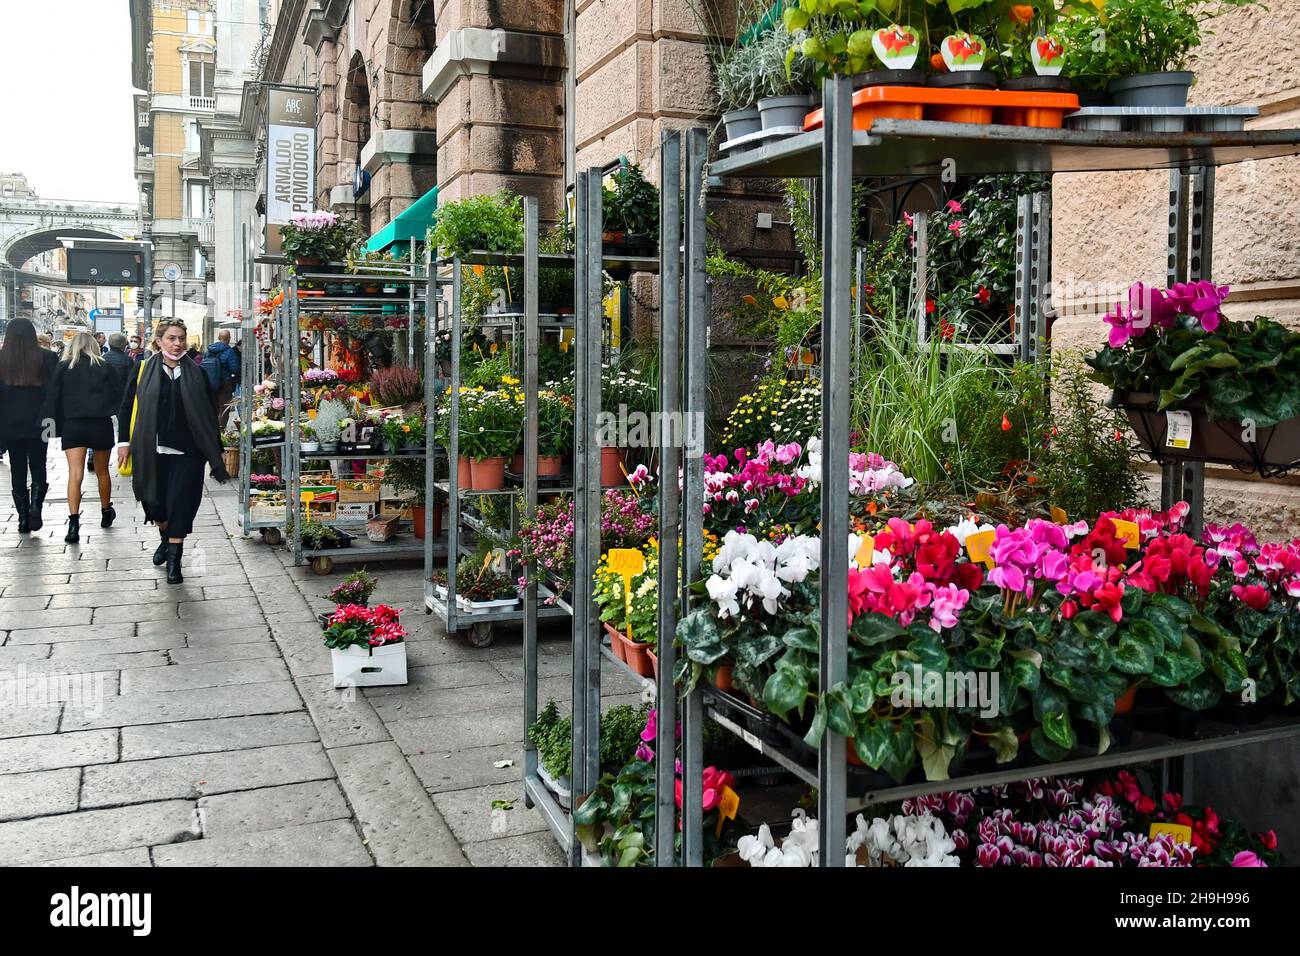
1231 851 1266 867
946 200 962 214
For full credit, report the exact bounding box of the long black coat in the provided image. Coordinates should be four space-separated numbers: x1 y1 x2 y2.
0 350 58 441
43 356 121 432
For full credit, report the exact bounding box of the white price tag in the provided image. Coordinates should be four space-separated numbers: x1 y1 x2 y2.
1166 410 1193 450
741 728 763 752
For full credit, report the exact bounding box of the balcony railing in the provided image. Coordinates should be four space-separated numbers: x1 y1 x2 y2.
189 96 215 111
191 218 215 244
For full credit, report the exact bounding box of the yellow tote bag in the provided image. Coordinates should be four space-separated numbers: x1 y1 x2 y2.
119 360 146 477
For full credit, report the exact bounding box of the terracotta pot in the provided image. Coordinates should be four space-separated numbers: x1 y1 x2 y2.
1115 684 1139 715
621 634 655 678
456 455 472 488
600 446 626 486
470 456 507 491
647 649 658 679
846 738 865 767
714 663 735 692
511 453 524 473
538 455 563 477
603 622 628 662
411 503 444 541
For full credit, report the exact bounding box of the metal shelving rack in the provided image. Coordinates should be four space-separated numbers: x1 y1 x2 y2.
678 84 1300 866
284 258 444 573
238 302 287 542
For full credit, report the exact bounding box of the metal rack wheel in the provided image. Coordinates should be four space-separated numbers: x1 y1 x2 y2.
468 622 495 647
311 556 335 575
261 527 283 545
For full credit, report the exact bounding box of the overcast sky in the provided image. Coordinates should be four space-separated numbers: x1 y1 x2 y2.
0 2 139 204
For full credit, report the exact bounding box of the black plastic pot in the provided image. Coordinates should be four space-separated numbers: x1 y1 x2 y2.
1000 75 1073 93
930 70 997 90
1121 391 1300 478
852 68 927 87
1109 71 1194 108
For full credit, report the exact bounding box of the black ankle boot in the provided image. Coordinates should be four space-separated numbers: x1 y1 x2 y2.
12 489 30 534
28 482 46 532
101 505 116 528
153 529 169 566
65 513 80 544
165 542 184 584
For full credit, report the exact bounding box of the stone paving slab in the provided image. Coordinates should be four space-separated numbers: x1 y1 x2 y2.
151 818 373 867
61 680 304 731
294 676 393 749
21 650 169 673
168 642 284 665
9 622 136 646
48 633 183 658
197 780 351 836
327 741 468 866
0 729 118 774
119 658 290 695
0 799 201 865
408 742 527 794
0 767 81 821
0 703 62 738
80 741 335 807
120 713 320 761
464 830 568 867
431 782 550 845
35 848 154 867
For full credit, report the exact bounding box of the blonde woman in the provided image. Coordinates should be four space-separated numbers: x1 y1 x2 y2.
43 332 121 542
116 320 228 584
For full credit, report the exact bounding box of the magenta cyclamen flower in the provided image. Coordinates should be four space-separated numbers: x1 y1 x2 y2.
1167 279 1230 333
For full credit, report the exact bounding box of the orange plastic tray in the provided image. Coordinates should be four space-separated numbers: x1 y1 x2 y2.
803 85 1080 131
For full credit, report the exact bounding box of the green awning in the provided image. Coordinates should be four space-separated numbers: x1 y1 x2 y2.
364 185 438 253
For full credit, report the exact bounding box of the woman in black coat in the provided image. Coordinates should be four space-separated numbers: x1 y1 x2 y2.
0 318 59 533
44 331 121 543
116 319 229 584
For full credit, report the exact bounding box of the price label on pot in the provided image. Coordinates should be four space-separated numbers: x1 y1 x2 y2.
1050 506 1068 525
607 549 645 580
1166 410 1193 450
1149 822 1192 846
854 534 876 568
716 785 740 837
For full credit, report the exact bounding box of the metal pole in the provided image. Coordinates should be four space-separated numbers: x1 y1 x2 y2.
1015 194 1033 363
522 197 541 811
582 170 603 803
447 258 462 633
913 210 928 345
655 130 682 866
143 237 153 340
680 128 708 867
171 279 177 321
408 237 418 367
818 73 853 866
569 172 592 867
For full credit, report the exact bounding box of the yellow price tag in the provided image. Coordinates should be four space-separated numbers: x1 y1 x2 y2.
1112 519 1141 549
1050 506 1068 525
964 529 997 569
607 549 646 642
716 785 740 837
1149 822 1192 846
854 534 876 568
772 295 789 311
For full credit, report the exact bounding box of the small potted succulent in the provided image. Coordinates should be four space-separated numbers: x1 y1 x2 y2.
300 423 319 454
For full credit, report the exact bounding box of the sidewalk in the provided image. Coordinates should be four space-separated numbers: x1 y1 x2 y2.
0 453 641 866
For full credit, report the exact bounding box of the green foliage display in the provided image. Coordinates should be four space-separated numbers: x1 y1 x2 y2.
429 191 524 257
602 164 660 238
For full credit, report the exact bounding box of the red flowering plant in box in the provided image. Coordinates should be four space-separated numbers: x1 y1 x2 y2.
321 604 406 652
1097 770 1284 867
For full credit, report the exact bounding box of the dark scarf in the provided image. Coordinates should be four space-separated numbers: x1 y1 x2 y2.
130 356 229 507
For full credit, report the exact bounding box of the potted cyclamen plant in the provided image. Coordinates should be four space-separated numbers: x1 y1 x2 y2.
280 211 363 272
322 603 408 687
1086 281 1300 473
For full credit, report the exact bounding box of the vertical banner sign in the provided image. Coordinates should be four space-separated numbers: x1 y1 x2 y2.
266 89 317 225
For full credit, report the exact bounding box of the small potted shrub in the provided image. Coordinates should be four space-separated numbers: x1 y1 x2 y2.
601 164 659 256
754 23 816 132
281 212 363 271
528 699 574 807
312 399 348 454
322 603 408 688
715 39 764 141
1089 0 1262 108
428 191 525 258
299 423 319 454
329 569 379 607
370 364 423 410
537 390 573 477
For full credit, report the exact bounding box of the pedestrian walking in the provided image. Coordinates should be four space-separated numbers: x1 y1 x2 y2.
116 320 230 584
103 332 133 397
199 329 241 430
0 318 58 533
95 331 109 356
127 335 145 361
43 332 120 543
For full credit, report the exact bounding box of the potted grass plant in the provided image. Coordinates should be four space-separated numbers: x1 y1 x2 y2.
715 37 765 141
754 23 817 131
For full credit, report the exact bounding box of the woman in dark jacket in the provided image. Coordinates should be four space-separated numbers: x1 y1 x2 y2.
116 319 229 584
45 331 121 542
0 318 59 533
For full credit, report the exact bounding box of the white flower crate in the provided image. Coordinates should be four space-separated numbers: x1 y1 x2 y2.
330 641 408 688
